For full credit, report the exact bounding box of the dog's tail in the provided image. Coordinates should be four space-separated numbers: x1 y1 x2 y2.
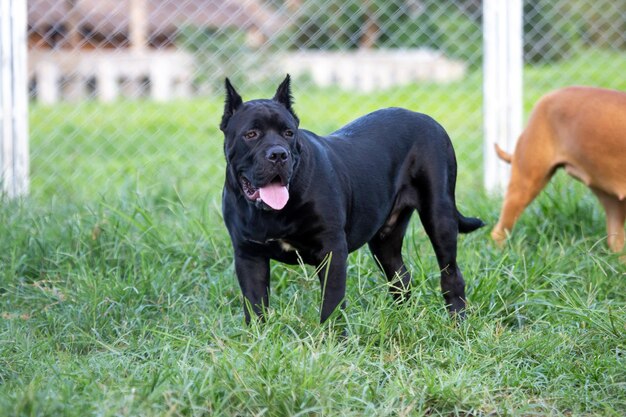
458 211 485 234
494 143 513 164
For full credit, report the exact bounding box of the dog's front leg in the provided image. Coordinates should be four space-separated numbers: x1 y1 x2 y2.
234 252 270 324
317 248 348 323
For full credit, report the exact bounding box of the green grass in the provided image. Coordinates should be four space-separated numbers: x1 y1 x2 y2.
1 48 626 416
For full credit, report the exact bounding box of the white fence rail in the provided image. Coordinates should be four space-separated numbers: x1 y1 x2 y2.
283 49 467 92
0 0 29 198
29 49 194 103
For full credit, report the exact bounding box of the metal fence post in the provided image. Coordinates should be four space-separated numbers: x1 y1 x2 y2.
1 0 29 198
483 0 523 193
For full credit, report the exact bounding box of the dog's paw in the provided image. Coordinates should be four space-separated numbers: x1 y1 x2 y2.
490 228 508 248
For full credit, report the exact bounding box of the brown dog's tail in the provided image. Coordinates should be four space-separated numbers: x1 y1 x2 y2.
494 143 512 164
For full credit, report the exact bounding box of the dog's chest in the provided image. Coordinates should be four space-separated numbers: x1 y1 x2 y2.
277 239 297 252
248 237 296 252
246 234 323 265
264 238 316 265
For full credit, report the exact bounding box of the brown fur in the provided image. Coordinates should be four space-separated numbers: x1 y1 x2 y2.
491 86 626 255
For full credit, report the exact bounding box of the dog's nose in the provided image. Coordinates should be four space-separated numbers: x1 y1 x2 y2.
266 146 289 164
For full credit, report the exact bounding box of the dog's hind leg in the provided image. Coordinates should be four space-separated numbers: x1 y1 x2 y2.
592 188 626 253
417 193 467 315
368 207 414 302
491 157 556 245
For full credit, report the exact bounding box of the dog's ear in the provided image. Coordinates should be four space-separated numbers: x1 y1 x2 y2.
273 74 299 124
220 78 243 132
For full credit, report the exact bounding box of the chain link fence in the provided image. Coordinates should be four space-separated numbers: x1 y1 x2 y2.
24 0 626 204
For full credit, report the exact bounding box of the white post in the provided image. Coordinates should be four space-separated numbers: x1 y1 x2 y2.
483 0 523 193
150 58 171 102
98 60 118 103
130 0 148 52
36 60 60 105
1 0 29 197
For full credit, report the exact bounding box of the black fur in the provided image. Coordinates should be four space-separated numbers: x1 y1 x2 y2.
220 75 484 325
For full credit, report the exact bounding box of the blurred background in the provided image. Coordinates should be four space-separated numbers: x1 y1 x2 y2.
20 0 626 204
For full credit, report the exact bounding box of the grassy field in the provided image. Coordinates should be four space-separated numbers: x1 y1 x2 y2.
1 49 626 416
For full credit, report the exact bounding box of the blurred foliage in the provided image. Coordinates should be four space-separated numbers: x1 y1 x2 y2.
524 0 625 64
570 0 626 50
278 0 482 68
176 0 625 87
523 0 579 64
176 25 251 91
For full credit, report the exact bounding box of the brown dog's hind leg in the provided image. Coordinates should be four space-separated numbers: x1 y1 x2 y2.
592 188 626 253
491 160 556 245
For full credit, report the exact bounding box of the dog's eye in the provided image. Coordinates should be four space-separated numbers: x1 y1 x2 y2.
284 129 294 138
244 130 258 140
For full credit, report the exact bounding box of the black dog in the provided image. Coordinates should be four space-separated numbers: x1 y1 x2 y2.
220 75 483 324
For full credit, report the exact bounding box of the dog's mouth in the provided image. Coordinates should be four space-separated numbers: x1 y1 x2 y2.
240 175 261 200
240 175 290 210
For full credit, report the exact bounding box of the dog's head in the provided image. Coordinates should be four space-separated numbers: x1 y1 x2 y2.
220 75 301 211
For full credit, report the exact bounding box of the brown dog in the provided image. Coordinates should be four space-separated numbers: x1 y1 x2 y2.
491 86 626 254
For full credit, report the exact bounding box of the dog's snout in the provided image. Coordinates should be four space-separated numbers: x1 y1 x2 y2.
266 146 289 164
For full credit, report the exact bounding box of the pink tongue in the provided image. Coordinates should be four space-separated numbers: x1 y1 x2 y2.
259 184 289 210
